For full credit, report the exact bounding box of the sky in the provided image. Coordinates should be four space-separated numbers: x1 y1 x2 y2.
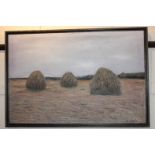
9 31 145 78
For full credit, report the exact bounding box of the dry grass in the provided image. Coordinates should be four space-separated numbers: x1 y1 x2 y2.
9 79 146 124
90 67 121 95
26 71 46 90
61 72 77 87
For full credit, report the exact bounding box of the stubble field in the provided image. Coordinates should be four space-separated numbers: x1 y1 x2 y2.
9 79 146 124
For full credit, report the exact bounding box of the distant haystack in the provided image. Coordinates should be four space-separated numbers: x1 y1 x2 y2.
90 67 121 95
26 71 46 90
61 72 77 87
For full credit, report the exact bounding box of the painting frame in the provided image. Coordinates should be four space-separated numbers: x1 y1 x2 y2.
5 27 150 128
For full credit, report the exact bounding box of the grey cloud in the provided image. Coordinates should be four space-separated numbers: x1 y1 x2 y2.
9 31 145 78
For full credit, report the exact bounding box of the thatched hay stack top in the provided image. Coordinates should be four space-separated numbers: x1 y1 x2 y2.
26 70 46 90
61 72 78 88
90 67 121 95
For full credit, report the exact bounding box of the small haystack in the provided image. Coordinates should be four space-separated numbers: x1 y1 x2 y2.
61 72 77 87
90 67 121 95
26 70 46 90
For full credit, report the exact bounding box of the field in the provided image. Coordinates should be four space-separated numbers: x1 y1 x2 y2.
9 79 146 124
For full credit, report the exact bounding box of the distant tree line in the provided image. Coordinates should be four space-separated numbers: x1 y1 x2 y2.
10 72 145 80
118 72 145 79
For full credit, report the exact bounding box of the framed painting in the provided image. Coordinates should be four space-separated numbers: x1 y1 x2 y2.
5 27 149 127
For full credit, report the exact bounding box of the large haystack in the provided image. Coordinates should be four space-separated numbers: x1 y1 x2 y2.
90 67 121 95
26 71 46 90
61 72 78 87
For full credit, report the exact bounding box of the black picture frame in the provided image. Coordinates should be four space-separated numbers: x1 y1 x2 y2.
0 44 5 51
5 27 150 128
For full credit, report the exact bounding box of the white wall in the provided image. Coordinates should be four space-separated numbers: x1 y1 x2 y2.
0 26 155 128
0 51 5 128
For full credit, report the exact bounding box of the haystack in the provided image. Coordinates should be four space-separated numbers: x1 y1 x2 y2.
61 72 77 87
90 67 121 95
26 70 46 90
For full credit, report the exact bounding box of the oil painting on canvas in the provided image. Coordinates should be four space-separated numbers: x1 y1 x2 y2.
6 28 149 127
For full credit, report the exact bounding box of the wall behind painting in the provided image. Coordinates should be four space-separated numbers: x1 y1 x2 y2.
0 26 155 128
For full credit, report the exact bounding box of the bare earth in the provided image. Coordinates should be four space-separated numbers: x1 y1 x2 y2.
9 79 146 124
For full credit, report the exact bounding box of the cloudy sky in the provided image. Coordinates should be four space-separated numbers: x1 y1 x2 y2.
9 31 145 78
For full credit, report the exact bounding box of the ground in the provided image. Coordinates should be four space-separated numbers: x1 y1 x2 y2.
9 79 146 124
